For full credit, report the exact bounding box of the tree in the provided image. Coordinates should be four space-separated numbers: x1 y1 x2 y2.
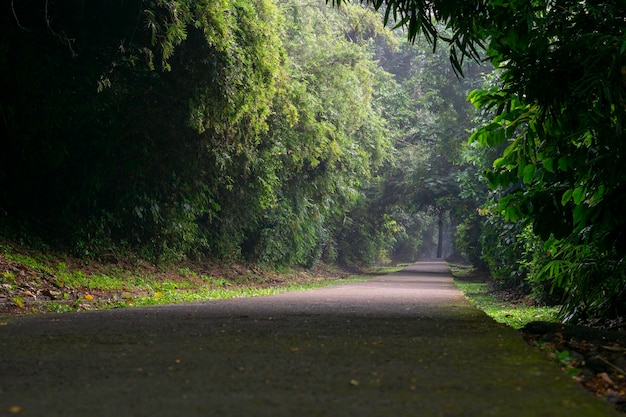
242 0 395 267
371 29 487 261
0 0 399 267
0 0 286 259
468 0 626 319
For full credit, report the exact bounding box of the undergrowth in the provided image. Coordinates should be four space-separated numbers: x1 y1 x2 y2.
0 240 394 315
450 263 560 329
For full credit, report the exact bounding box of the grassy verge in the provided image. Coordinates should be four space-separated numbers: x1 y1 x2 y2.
1 241 399 315
127 276 370 309
449 263 560 329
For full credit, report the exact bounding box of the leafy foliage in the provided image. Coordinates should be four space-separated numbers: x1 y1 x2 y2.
407 0 626 318
1 0 286 259
467 0 626 319
0 0 402 267
348 0 626 319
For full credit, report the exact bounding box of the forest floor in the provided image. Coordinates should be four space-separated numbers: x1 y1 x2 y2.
1 241 626 414
0 241 358 316
521 320 626 413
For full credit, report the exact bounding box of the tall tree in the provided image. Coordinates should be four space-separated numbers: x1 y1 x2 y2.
240 0 395 266
371 30 487 261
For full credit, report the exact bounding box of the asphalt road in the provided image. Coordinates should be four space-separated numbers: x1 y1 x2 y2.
0 261 619 416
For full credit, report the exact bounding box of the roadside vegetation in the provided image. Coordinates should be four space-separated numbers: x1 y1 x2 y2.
2 0 626 324
449 263 560 329
0 239 394 316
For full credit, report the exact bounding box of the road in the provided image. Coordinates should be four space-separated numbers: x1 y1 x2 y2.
0 261 619 416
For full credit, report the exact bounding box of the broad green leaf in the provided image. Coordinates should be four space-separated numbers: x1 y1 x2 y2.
573 204 587 227
493 157 506 169
542 158 554 173
561 189 573 206
522 164 536 184
572 187 586 205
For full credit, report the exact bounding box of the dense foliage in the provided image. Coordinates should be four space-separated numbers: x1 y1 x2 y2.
1 0 287 260
3 0 477 268
470 0 626 320
351 0 626 319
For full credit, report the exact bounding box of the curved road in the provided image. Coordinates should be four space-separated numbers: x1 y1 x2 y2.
0 261 619 416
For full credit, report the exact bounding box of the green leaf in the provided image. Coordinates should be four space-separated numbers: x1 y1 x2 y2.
572 187 586 205
503 204 520 222
522 164 536 184
561 189 573 206
572 204 587 227
542 157 554 173
493 157 506 169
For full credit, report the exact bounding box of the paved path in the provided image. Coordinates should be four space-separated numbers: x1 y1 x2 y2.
0 261 619 416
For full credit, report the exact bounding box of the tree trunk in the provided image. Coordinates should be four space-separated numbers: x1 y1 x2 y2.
436 210 443 258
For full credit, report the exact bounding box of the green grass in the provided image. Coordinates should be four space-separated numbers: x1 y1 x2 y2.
127 265 398 308
130 276 368 307
372 265 408 274
454 280 560 329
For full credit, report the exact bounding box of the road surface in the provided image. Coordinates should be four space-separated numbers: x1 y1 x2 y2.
0 261 619 416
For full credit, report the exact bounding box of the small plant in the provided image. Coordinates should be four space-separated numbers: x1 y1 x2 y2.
1 271 15 284
46 302 74 313
534 341 582 377
177 267 197 278
448 264 477 280
201 275 230 287
11 296 25 309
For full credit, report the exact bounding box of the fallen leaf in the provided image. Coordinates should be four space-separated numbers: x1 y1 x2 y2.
349 379 359 386
599 372 615 385
84 294 94 301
